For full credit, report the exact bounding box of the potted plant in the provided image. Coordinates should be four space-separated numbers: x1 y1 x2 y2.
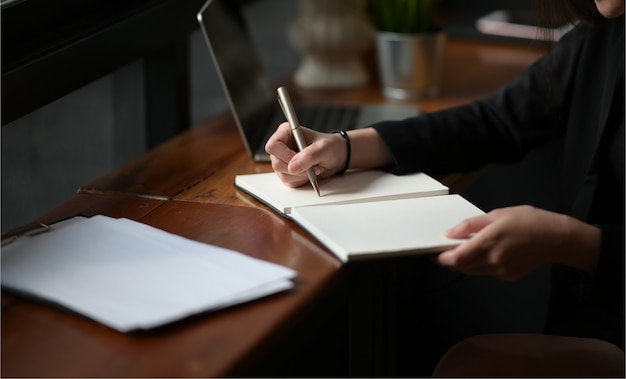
366 0 445 100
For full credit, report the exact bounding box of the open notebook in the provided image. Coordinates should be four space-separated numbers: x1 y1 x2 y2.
235 170 485 262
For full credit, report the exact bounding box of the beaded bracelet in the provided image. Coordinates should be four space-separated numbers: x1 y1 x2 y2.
335 130 351 175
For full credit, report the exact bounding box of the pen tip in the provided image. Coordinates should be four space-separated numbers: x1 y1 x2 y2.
313 183 321 197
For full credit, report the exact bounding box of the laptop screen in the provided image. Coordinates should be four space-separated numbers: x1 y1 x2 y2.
197 0 275 157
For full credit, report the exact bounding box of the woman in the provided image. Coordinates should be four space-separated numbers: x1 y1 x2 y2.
266 0 624 375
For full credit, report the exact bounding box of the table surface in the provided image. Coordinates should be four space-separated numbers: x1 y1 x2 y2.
1 38 546 377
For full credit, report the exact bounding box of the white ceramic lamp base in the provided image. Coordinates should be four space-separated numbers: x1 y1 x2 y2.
293 57 369 89
289 0 372 90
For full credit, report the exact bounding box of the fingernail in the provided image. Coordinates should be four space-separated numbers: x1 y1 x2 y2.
445 227 457 236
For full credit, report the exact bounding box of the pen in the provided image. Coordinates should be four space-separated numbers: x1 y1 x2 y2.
277 86 321 196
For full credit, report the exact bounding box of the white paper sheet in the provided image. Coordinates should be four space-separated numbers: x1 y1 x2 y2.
1 215 296 332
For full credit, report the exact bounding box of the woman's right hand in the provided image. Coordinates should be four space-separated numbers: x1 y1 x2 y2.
265 122 347 188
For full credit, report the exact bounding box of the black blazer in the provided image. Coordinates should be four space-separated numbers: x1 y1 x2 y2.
372 15 624 347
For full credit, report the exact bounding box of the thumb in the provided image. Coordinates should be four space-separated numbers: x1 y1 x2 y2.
445 214 492 238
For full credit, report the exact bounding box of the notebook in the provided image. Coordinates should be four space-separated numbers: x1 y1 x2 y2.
235 170 485 262
197 0 419 162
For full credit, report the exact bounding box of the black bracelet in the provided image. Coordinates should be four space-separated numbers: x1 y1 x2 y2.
335 130 351 175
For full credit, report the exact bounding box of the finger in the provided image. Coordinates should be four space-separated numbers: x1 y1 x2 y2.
437 245 481 268
269 154 290 175
268 155 308 188
436 247 506 278
437 228 495 267
439 254 492 273
287 147 325 176
275 172 310 188
445 213 494 238
265 122 296 162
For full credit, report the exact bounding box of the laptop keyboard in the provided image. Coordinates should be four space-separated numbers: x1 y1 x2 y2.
259 104 361 159
295 105 360 132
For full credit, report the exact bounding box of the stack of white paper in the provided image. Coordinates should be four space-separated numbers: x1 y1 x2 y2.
1 215 296 332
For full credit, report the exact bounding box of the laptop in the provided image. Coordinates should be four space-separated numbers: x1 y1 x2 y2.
197 0 419 162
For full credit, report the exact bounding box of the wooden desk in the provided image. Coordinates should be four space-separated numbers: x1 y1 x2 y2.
2 194 347 377
2 39 546 377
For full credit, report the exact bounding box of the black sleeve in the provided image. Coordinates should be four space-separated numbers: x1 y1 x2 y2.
371 22 590 176
588 224 625 306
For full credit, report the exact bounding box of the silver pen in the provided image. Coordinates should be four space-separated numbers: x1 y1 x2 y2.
277 86 321 196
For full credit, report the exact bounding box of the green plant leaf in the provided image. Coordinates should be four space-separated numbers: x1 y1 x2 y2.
367 0 437 34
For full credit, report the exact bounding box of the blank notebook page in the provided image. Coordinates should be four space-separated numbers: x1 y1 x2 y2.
290 194 484 262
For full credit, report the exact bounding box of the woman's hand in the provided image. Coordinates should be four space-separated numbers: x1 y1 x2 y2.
265 122 348 188
437 205 601 281
266 123 393 188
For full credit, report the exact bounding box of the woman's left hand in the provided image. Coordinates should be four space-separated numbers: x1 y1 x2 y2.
436 205 601 281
